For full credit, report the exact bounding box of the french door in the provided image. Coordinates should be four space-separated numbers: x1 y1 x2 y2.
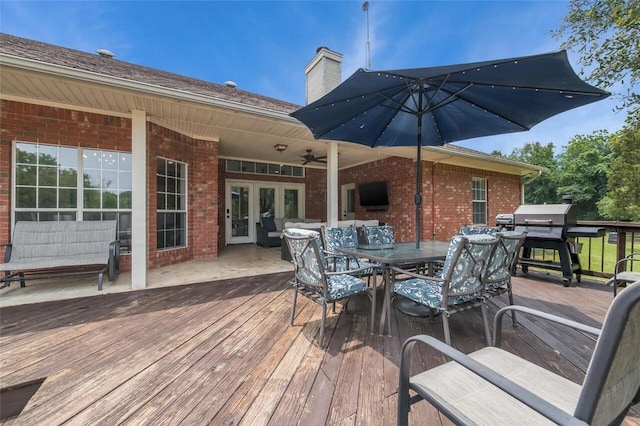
226 182 253 244
225 180 305 245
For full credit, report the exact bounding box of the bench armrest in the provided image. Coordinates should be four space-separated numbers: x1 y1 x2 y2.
2 243 12 263
108 240 120 281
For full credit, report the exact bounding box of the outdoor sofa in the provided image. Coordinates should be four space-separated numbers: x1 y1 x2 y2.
0 220 120 292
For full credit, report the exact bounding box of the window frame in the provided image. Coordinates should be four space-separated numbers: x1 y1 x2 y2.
156 156 188 251
11 141 132 250
472 177 487 225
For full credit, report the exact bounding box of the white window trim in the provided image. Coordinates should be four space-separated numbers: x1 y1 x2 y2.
156 156 189 251
11 141 132 240
472 177 488 225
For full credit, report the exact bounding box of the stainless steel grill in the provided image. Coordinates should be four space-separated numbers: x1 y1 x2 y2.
497 201 605 286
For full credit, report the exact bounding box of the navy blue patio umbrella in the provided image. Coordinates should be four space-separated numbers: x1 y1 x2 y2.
290 50 609 248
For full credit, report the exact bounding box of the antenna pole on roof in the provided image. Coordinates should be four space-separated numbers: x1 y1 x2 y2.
362 1 371 69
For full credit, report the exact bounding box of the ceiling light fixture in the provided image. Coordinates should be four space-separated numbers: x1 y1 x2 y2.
274 144 288 153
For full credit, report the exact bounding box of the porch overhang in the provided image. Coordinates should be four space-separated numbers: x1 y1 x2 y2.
0 52 543 177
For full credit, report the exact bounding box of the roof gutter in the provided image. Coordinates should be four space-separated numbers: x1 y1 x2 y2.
0 53 300 122
521 168 544 204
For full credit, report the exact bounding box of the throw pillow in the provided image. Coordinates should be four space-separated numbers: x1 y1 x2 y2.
261 215 277 232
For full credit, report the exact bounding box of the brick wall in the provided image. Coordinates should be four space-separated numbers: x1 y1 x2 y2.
148 123 219 269
0 100 133 270
340 157 521 242
0 100 219 272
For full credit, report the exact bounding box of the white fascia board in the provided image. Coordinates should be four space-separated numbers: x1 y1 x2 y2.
428 145 548 174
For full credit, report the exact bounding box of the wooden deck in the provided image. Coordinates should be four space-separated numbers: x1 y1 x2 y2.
1 271 639 425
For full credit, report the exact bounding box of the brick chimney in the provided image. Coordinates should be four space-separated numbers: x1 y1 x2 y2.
304 47 343 104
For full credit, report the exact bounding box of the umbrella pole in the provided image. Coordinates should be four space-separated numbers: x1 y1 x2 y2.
415 114 422 249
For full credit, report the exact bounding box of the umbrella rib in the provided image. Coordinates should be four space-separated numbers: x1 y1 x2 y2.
429 82 531 131
423 82 473 114
460 81 606 96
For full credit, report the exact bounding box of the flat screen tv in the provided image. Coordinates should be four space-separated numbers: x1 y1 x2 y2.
358 181 389 211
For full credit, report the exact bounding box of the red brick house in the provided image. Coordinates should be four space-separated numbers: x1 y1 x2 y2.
0 33 542 289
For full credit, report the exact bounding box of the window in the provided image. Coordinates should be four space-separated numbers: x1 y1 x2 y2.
472 178 487 225
13 142 132 249
157 158 187 250
82 149 132 250
226 159 304 177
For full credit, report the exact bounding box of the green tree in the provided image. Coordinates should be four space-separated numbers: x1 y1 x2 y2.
507 142 559 204
554 0 639 112
556 130 613 220
598 116 640 220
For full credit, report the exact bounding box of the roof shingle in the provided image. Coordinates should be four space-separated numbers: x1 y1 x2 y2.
0 32 301 114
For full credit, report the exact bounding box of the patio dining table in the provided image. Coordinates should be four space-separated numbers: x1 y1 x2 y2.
338 240 450 335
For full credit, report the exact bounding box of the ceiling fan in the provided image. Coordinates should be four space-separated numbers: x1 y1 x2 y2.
300 149 327 165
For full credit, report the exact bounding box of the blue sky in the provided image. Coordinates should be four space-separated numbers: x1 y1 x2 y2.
0 1 631 154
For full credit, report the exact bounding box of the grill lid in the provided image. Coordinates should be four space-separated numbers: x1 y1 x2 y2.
513 203 577 226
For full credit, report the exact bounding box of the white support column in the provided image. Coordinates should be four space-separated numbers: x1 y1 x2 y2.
327 142 339 227
131 109 148 289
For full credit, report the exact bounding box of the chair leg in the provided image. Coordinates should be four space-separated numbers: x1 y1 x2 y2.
507 286 517 326
481 302 492 346
397 342 413 426
290 288 298 326
319 302 327 348
442 314 452 346
370 272 377 334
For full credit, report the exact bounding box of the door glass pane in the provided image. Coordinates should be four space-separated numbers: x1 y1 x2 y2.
284 189 299 219
231 185 250 237
259 188 275 216
347 188 356 213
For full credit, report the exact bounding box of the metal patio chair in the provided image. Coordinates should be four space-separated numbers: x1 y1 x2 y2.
459 225 499 236
392 234 499 346
282 228 372 347
320 226 377 274
398 280 640 426
321 226 379 333
481 230 527 326
606 252 640 297
362 224 427 272
361 224 395 245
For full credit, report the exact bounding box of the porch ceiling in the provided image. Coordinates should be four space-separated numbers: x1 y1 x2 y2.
0 58 541 176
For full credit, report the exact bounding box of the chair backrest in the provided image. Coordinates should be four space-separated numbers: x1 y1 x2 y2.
321 226 359 253
459 226 499 236
11 220 117 261
483 231 527 285
282 228 328 294
441 235 498 304
362 225 395 245
574 281 640 424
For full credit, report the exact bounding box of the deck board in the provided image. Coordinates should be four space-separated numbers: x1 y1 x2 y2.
1 271 639 425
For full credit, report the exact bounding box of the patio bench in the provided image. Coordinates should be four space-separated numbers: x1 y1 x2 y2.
0 221 120 292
